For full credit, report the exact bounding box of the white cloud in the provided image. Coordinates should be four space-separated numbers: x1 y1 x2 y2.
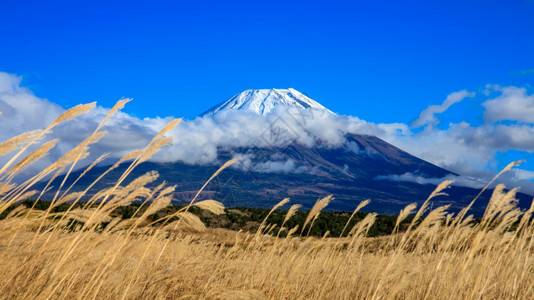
483 85 534 123
375 170 534 195
0 72 63 138
375 172 486 189
412 90 474 128
374 87 534 193
0 72 167 173
229 152 318 175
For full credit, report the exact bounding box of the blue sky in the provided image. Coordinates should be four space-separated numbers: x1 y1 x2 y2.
1 0 532 121
1 0 534 190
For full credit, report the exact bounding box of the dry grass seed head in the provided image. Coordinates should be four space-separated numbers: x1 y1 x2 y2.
142 195 172 220
488 188 521 232
272 197 290 211
287 225 299 237
501 160 524 174
340 199 370 237
0 183 16 196
157 185 175 198
415 205 450 235
60 153 110 198
257 198 289 234
67 208 111 225
49 103 96 128
484 184 506 217
168 212 206 232
87 188 118 206
52 192 86 208
5 205 26 219
349 213 377 238
396 203 417 228
0 130 41 157
108 218 138 232
97 99 132 130
428 180 454 200
408 180 453 234
52 131 108 170
11 190 38 204
303 195 332 231
460 214 474 227
266 223 278 235
112 187 152 208
194 200 225 215
445 213 455 226
115 150 145 167
0 190 37 217
185 158 239 212
515 198 534 236
495 208 522 234
122 171 159 195
483 185 519 227
496 187 518 215
138 137 173 163
102 217 123 233
7 139 59 175
148 118 182 146
0 107 99 175
284 204 302 223
355 199 371 212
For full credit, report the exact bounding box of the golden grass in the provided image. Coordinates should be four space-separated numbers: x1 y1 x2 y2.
1 100 534 299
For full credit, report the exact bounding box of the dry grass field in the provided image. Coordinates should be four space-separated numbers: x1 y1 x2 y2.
1 101 534 299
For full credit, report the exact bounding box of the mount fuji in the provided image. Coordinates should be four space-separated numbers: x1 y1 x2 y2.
45 88 532 216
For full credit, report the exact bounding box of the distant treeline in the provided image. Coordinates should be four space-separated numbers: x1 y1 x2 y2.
0 199 429 237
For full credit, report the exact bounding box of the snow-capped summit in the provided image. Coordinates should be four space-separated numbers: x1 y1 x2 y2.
201 88 334 116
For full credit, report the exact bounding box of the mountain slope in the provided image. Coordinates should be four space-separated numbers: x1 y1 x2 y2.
218 133 454 180
40 133 531 217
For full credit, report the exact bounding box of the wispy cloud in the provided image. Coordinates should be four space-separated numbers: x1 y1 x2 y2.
375 172 485 189
411 90 475 128
511 68 534 76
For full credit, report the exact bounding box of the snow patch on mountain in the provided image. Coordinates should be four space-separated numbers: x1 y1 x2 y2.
201 88 335 116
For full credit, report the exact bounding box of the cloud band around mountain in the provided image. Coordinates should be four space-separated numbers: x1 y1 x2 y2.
1 71 534 192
